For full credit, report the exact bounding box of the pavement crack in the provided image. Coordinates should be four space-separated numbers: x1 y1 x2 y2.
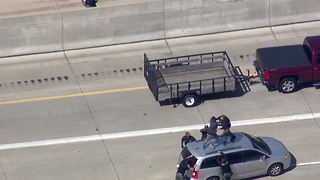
63 52 121 180
300 91 320 130
196 107 207 125
162 0 173 56
0 163 8 180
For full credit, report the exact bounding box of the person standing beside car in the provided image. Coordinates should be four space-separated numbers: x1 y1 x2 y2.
181 131 196 149
176 157 195 180
217 151 233 180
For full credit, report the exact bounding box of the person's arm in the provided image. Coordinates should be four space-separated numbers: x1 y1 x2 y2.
191 136 196 142
216 156 222 165
181 136 184 148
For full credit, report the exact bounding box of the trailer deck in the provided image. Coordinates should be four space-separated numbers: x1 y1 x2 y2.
144 51 249 107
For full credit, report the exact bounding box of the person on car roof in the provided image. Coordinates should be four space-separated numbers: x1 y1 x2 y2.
200 125 209 140
203 116 219 149
217 115 235 144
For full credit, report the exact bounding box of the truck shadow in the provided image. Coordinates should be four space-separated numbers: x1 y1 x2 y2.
266 82 319 93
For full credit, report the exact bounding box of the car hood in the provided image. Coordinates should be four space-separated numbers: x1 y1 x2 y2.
260 137 289 156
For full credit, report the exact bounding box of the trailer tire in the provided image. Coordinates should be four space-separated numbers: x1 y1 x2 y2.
182 94 198 108
279 77 297 93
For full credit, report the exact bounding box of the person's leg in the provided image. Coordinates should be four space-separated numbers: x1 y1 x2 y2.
175 173 184 180
203 134 218 148
229 131 236 142
225 173 232 180
203 134 213 149
220 174 226 180
221 129 229 144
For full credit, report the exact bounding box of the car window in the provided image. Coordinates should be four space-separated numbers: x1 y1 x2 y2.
200 156 219 169
243 133 271 155
226 152 243 164
303 44 312 63
242 150 264 162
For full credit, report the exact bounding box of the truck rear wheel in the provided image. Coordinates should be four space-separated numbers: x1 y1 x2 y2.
279 77 297 93
182 94 198 108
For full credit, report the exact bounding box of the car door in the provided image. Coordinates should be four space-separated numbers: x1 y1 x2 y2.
241 150 268 178
199 156 221 179
226 151 246 180
313 53 320 82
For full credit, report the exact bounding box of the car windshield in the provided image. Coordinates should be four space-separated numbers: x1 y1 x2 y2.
303 43 313 63
243 133 271 155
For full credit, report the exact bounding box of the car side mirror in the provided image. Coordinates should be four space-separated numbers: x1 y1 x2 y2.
260 155 266 161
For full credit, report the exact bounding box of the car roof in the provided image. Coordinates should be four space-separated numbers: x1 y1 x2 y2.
186 132 253 158
305 36 320 54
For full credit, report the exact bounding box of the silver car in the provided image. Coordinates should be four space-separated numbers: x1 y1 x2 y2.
177 132 292 180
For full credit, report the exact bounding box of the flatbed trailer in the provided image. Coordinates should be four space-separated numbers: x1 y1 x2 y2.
144 51 249 107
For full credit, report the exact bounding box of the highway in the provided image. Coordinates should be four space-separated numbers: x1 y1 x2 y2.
0 21 320 179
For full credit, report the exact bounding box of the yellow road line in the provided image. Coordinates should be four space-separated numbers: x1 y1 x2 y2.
0 86 148 105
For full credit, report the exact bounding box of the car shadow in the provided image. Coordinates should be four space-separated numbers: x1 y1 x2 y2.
242 152 297 180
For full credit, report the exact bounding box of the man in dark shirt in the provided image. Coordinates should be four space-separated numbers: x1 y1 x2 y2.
181 131 196 149
217 151 232 180
200 125 209 140
218 115 235 144
203 116 219 149
176 157 195 180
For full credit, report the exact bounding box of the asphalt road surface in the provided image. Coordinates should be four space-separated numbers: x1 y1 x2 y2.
0 22 320 180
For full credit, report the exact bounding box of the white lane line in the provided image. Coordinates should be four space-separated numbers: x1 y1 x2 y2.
297 161 320 166
0 112 319 151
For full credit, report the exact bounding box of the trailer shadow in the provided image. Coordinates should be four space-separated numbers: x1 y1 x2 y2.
159 82 249 107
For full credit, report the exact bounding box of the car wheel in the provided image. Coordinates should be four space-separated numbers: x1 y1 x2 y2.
267 163 283 176
279 77 297 93
182 94 198 108
207 177 219 180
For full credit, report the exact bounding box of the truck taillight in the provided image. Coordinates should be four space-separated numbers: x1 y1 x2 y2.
264 70 270 81
192 168 199 179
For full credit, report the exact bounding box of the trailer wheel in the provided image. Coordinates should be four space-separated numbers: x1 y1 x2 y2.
182 94 198 108
279 77 297 93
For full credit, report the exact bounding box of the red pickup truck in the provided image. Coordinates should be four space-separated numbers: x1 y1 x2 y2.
255 36 320 93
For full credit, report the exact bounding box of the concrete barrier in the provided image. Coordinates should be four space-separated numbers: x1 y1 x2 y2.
62 1 165 50
2 0 320 57
164 0 269 38
270 0 320 26
0 13 63 57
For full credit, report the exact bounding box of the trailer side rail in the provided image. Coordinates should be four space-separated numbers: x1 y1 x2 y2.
166 76 234 100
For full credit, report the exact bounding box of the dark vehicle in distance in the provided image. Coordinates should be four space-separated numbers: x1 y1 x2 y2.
144 51 249 107
255 36 320 93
